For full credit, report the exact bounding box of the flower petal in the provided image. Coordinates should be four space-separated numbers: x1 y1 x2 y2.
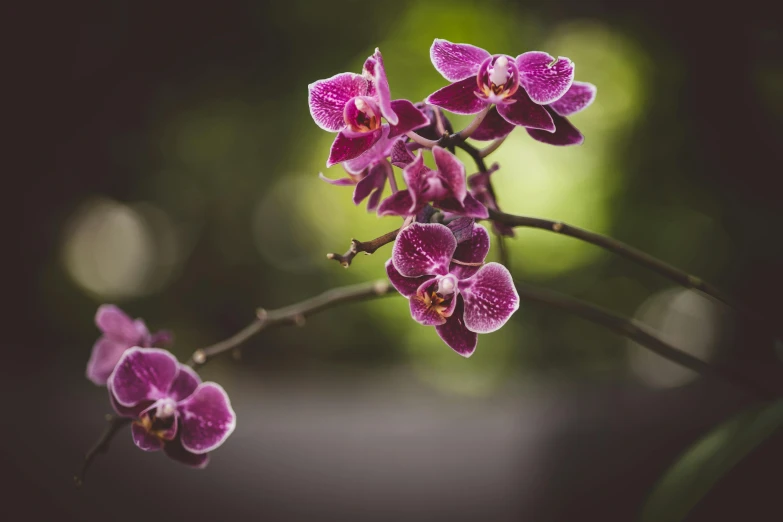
446 217 476 244
308 72 367 132
435 299 478 357
516 52 575 105
390 139 415 167
435 193 489 219
450 223 490 279
327 128 382 167
430 39 490 82
377 190 416 217
526 107 584 146
363 49 397 125
319 173 357 186
164 436 210 469
131 423 164 452
460 263 519 333
86 337 130 386
401 153 431 213
387 99 430 138
427 77 488 115
95 305 141 342
108 382 152 418
392 222 456 277
178 383 237 454
148 330 173 347
470 107 515 141
550 81 597 117
432 146 467 204
410 294 448 326
353 161 388 211
385 259 432 298
108 347 179 407
169 364 201 402
497 88 555 131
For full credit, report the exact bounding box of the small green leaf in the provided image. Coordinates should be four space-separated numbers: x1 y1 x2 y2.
639 399 783 522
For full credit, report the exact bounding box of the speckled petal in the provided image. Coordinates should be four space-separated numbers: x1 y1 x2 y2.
432 146 467 204
308 72 368 132
392 222 457 277
470 107 515 141
169 364 201 402
343 125 392 174
363 49 397 125
460 263 519 333
377 189 416 217
435 299 478 357
430 39 490 82
86 337 130 386
388 99 430 138
427 77 488 115
178 383 237 454
390 139 415 167
516 52 574 105
132 423 163 452
526 107 584 146
385 259 433 298
327 128 382 167
550 81 597 117
108 347 179 407
497 88 555 131
450 223 490 279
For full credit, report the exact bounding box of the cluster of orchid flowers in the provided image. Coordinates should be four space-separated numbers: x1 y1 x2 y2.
310 39 595 354
83 39 595 471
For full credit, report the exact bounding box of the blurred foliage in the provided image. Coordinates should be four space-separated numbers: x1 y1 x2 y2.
639 400 783 522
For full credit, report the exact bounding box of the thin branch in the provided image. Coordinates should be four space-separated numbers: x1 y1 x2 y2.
327 228 399 268
406 131 439 149
74 415 132 488
480 135 508 158
490 208 736 309
458 105 491 140
515 282 777 401
189 279 395 367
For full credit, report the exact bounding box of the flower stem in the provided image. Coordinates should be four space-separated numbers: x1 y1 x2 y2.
327 228 400 268
480 134 508 158
406 131 438 149
458 105 491 141
74 415 132 488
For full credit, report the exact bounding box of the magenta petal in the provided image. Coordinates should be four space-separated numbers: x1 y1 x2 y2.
344 124 393 174
450 223 490 279
95 305 141 342
516 52 575 105
430 39 490 82
550 81 597 117
178 383 237 454
427 77 488 115
401 153 431 212
108 347 179 407
387 99 430 138
353 162 388 211
436 194 489 219
460 263 519 333
497 88 555 131
319 173 356 186
169 365 201 402
132 423 163 452
108 382 152 418
390 139 415 167
410 294 448 326
164 436 210 469
385 259 432 298
308 72 367 132
392 222 456 277
377 190 416 217
363 49 397 125
435 299 478 357
86 337 130 386
470 107 515 141
327 129 382 167
526 107 584 146
432 146 467 203
148 330 173 347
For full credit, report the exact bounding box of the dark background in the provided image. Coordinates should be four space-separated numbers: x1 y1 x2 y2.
7 0 783 520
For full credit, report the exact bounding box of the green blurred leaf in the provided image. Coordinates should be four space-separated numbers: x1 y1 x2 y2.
639 400 783 522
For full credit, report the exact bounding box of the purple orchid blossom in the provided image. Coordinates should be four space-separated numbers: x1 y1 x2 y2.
319 125 415 211
308 48 430 167
471 80 597 146
386 222 519 356
377 146 488 219
86 305 172 386
108 347 236 468
426 39 575 136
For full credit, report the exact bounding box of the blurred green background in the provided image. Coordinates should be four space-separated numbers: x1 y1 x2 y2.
8 0 782 521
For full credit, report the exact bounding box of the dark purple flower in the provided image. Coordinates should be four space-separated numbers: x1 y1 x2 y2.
426 39 575 134
108 347 236 468
308 48 430 167
386 222 519 356
466 163 515 237
86 305 172 386
471 80 597 146
377 146 488 219
319 125 415 211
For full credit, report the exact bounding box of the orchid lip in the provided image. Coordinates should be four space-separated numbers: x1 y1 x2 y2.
344 96 381 133
437 275 458 296
476 55 520 102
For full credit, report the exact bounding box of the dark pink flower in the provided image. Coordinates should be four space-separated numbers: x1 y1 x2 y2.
308 49 430 167
386 222 519 356
377 146 488 219
426 39 575 134
86 305 172 386
108 347 236 468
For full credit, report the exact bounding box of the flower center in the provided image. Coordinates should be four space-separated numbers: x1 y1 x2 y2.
156 398 177 419
437 275 458 296
135 399 178 441
476 55 520 102
417 276 459 318
344 96 381 133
